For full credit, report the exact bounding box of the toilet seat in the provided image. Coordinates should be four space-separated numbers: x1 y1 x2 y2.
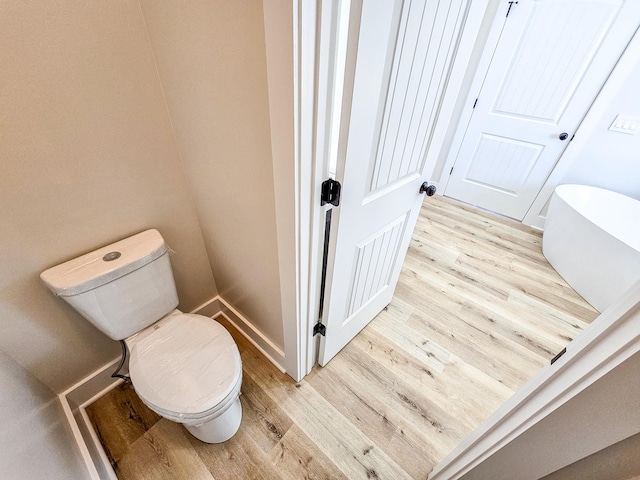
142 371 242 425
128 313 242 422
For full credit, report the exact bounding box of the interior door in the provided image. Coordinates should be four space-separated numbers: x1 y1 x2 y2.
444 0 640 220
318 0 472 365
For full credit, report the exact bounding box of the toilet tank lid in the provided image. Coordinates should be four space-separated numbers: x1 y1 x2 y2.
40 229 168 297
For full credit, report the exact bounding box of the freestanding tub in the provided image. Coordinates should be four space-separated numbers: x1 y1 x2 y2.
542 184 640 313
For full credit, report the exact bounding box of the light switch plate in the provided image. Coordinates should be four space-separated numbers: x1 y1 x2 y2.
609 114 640 135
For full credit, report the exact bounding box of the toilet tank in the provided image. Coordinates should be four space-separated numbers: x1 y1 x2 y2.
40 229 179 340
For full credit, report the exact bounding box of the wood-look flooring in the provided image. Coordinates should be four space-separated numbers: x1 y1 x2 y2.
86 195 599 479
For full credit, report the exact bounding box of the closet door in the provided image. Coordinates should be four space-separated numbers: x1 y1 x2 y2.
444 0 640 220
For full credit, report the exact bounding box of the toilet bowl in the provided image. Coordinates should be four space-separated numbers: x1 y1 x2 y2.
40 229 243 443
127 311 243 443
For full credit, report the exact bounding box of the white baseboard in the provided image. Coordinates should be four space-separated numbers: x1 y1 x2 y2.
78 407 118 480
191 296 222 318
196 294 286 372
59 359 123 480
214 296 287 373
59 295 286 479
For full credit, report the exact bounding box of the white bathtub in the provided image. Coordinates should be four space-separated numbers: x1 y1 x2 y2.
542 184 640 313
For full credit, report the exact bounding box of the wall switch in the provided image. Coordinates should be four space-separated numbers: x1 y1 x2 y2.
609 114 640 135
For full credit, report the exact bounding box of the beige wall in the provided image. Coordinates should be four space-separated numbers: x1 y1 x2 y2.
542 432 640 480
0 1 217 392
140 0 284 348
460 350 640 480
0 349 88 478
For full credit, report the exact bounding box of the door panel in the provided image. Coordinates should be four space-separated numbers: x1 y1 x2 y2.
466 134 544 195
346 212 408 321
494 1 621 122
445 0 640 220
370 0 468 192
319 0 471 365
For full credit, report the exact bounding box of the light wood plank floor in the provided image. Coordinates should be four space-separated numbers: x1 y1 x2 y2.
86 195 599 479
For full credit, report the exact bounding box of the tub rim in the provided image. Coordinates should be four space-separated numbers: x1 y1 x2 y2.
551 184 640 252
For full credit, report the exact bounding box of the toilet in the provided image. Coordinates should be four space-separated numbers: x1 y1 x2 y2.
40 229 243 443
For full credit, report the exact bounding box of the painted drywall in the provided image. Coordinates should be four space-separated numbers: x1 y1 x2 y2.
559 54 640 200
0 349 88 479
262 0 299 374
140 0 285 348
542 432 640 480
0 0 217 393
459 350 640 480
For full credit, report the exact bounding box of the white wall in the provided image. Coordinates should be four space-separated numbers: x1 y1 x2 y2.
0 349 88 479
559 55 640 200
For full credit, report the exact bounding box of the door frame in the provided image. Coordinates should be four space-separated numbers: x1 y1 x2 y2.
272 0 640 475
263 0 321 380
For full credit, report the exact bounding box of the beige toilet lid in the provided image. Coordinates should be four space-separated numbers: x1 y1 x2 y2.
129 314 241 416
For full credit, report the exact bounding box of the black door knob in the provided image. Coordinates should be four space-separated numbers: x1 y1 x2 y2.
559 132 569 141
419 182 436 196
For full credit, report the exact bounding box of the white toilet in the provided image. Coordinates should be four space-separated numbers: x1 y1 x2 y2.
40 229 243 443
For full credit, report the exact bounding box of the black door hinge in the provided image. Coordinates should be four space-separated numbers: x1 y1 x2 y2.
506 1 518 17
321 178 342 206
473 98 478 109
313 323 326 337
450 167 454 175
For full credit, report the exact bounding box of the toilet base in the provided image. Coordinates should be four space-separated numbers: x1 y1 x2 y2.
184 397 242 443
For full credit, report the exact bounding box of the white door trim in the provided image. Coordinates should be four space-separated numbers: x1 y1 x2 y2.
293 0 327 380
429 281 640 480
303 0 351 376
522 24 640 229
264 0 322 381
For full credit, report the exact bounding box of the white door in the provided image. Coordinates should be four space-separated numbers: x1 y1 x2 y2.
444 0 640 220
318 0 472 365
